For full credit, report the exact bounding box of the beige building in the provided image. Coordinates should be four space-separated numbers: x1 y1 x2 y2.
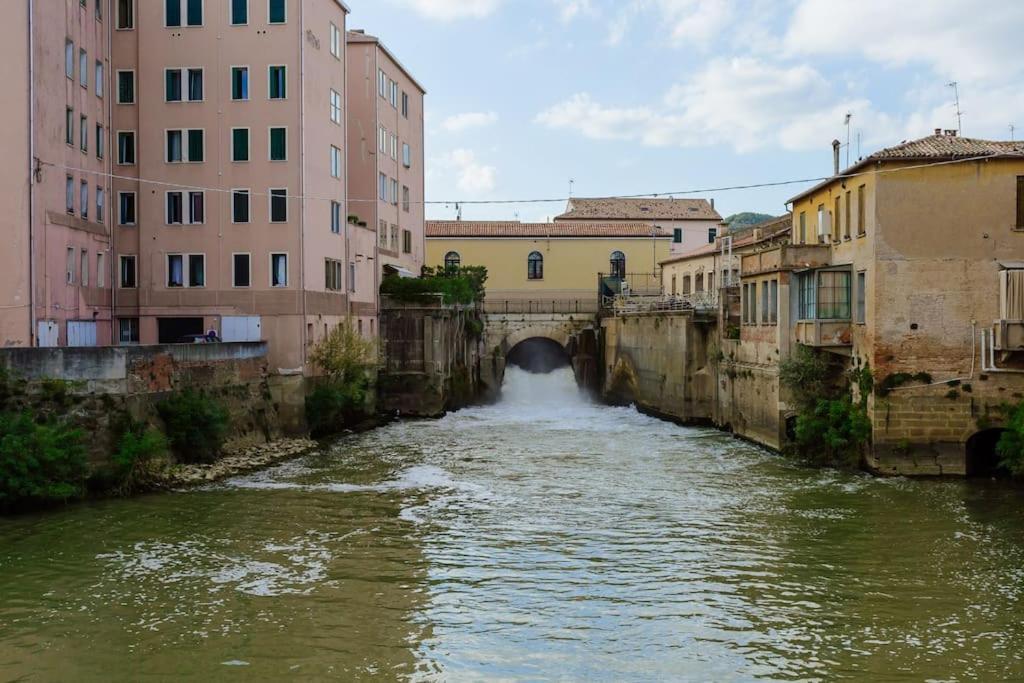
106 0 364 371
555 197 722 256
346 30 426 284
426 221 672 307
2 0 115 349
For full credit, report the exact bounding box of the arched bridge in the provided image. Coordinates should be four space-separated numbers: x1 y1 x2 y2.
480 300 602 396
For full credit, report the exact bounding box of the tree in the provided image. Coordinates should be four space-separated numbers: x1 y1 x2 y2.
309 319 378 382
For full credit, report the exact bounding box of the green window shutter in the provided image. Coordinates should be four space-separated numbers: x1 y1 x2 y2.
233 129 248 162
231 0 247 24
186 0 202 25
269 0 286 23
270 128 286 161
165 0 181 26
187 130 203 162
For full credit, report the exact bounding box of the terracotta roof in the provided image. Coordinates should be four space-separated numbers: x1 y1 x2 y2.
426 221 673 238
553 198 722 222
789 133 1024 204
659 214 792 266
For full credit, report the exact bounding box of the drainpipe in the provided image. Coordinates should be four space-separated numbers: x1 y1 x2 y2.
28 0 36 346
299 1 309 368
107 0 114 345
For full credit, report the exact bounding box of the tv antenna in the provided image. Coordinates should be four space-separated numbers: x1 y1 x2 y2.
1011 124 1016 141
568 178 575 199
844 112 853 167
947 81 963 134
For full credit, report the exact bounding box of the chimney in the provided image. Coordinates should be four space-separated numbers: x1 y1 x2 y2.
710 198 715 210
934 128 942 136
945 129 958 137
832 139 841 175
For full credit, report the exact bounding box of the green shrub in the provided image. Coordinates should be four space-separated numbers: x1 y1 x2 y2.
309 320 378 383
793 398 872 468
110 424 167 495
305 377 369 438
997 402 1024 476
0 412 88 509
156 389 230 464
779 346 843 411
380 265 488 305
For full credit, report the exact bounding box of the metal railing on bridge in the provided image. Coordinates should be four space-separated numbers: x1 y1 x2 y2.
606 292 719 316
482 300 601 315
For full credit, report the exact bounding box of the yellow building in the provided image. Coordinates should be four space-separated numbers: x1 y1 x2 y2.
426 221 671 307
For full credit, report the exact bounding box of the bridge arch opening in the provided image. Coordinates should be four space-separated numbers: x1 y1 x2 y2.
506 337 571 375
966 428 1010 478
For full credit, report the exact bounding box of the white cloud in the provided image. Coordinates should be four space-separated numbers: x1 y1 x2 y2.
536 58 901 153
553 0 596 23
607 0 736 48
442 112 499 132
434 149 498 195
387 0 501 21
785 0 1024 83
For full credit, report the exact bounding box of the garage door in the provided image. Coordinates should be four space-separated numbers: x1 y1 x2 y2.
222 316 262 343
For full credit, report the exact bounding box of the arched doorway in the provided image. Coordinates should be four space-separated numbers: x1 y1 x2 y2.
965 429 1010 477
610 251 626 279
506 337 571 374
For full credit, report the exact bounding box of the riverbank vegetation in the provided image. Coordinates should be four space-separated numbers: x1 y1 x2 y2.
306 321 378 438
380 265 487 305
997 401 1024 476
779 348 871 468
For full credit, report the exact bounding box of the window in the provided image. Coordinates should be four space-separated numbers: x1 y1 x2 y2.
708 228 718 243
325 259 343 291
708 272 715 292
232 253 251 287
166 254 205 288
330 145 342 178
610 251 626 279
857 186 866 236
117 71 135 104
855 272 867 324
389 80 398 108
96 0 102 21
799 211 807 243
95 62 104 98
96 187 105 224
833 197 841 242
232 190 250 223
65 40 74 78
402 186 410 212
81 250 89 287
66 247 75 284
119 192 136 225
403 143 411 168
403 230 412 255
232 128 249 162
444 252 461 270
671 275 677 296
761 281 769 323
268 0 286 23
330 201 341 234
79 49 87 88
682 275 691 295
378 69 386 97
797 273 815 320
378 126 387 154
271 253 288 287
166 0 202 26
117 0 134 29
80 181 89 218
1000 269 1024 319
770 279 778 324
390 225 398 251
376 220 386 248
80 115 88 152
673 228 683 244
330 23 340 58
119 255 137 288
379 173 387 201
231 0 247 24
268 127 287 161
844 191 852 239
189 69 204 101
96 124 104 159
696 273 705 293
401 91 409 118
66 176 74 213
165 68 203 102
1016 176 1024 230
118 318 139 344
817 271 852 319
817 204 827 242
268 65 286 99
97 253 105 288
166 129 204 163
390 134 398 160
232 67 249 101
330 89 341 123
528 251 544 280
188 255 205 287
269 188 288 222
165 191 204 225
117 131 135 165
390 179 399 206
65 108 74 145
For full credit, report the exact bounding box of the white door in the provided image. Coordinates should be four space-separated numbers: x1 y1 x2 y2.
222 316 262 342
37 321 59 348
67 321 98 347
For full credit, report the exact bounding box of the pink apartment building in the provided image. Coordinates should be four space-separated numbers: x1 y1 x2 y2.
2 0 115 349
108 0 371 371
346 30 426 284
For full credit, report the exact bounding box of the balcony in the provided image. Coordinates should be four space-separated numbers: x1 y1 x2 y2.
994 320 1024 351
795 319 852 347
742 244 832 276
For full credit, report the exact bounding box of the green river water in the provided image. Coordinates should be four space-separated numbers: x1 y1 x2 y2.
2 366 1024 681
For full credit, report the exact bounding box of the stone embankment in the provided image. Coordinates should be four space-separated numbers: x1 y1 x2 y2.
157 438 318 488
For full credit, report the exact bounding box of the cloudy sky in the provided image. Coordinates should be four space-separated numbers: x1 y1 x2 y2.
347 0 1024 221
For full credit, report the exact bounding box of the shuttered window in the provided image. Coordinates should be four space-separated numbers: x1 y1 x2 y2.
1017 176 1024 229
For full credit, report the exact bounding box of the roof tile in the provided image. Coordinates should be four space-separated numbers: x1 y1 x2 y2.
553 198 722 222
426 221 673 238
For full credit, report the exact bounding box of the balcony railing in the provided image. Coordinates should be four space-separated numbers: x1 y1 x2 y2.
607 292 718 316
742 244 832 276
482 299 600 315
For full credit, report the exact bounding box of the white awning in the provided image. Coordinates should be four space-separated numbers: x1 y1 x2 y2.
384 265 417 279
